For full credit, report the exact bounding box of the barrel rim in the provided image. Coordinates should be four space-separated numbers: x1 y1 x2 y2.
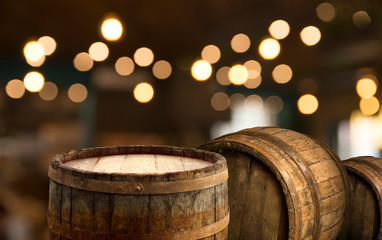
343 156 382 239
199 136 299 240
49 145 227 182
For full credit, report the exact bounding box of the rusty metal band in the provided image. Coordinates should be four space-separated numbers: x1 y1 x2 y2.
214 135 302 240
243 131 321 240
48 212 229 240
48 166 228 194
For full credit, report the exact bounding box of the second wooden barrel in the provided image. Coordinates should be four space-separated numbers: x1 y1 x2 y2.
199 127 350 240
338 156 381 240
47 145 229 240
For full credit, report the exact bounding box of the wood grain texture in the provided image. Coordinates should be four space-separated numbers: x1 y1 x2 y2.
199 126 349 240
336 156 382 240
48 145 229 240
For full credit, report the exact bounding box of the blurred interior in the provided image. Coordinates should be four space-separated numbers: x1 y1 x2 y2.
0 0 382 239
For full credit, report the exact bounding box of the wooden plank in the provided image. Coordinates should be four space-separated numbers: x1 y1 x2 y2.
70 188 94 231
222 150 251 240
65 157 99 171
92 155 125 173
111 194 150 234
60 185 72 240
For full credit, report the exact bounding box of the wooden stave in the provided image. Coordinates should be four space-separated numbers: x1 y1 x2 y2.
341 156 382 240
48 145 229 240
199 127 348 240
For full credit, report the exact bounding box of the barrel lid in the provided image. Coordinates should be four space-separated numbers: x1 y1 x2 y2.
48 145 228 194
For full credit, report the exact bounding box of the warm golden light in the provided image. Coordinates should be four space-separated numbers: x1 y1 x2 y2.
101 17 123 41
245 94 263 108
134 47 154 67
38 36 57 55
272 64 293 84
300 26 321 46
134 82 154 103
201 45 221 64
268 20 290 40
24 41 45 62
191 60 212 81
39 82 58 101
244 60 261 79
211 92 230 111
6 79 25 99
360 97 379 116
115 57 134 76
26 55 46 67
356 78 377 98
23 71 45 92
228 65 248 85
89 42 109 61
298 94 319 114
265 96 284 114
353 11 371 29
68 83 88 103
152 60 172 79
244 76 262 89
216 67 230 86
229 93 245 111
316 2 336 22
74 52 94 72
258 38 281 60
231 33 251 53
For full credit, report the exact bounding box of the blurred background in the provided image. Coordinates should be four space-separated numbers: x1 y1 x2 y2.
0 0 381 239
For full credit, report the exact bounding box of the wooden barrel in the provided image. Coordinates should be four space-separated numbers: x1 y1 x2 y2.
47 145 229 240
337 156 381 240
199 127 350 240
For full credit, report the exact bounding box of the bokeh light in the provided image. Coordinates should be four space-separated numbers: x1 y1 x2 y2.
244 60 261 79
245 94 263 108
228 65 248 85
115 57 134 76
300 26 321 46
101 17 123 41
316 2 336 22
38 36 57 55
244 76 262 89
216 66 230 86
26 55 46 67
352 11 371 29
68 83 88 103
191 60 212 81
268 20 290 40
74 52 94 72
89 42 109 61
23 71 45 92
265 95 284 114
134 47 154 67
258 38 281 60
360 97 379 115
298 94 319 114
152 60 172 79
229 93 245 111
134 82 154 103
272 64 293 84
201 45 221 64
6 79 25 99
39 82 58 101
356 78 377 98
23 41 45 63
211 92 230 111
231 33 251 53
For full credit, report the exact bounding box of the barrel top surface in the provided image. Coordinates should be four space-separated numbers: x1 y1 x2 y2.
65 154 214 174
